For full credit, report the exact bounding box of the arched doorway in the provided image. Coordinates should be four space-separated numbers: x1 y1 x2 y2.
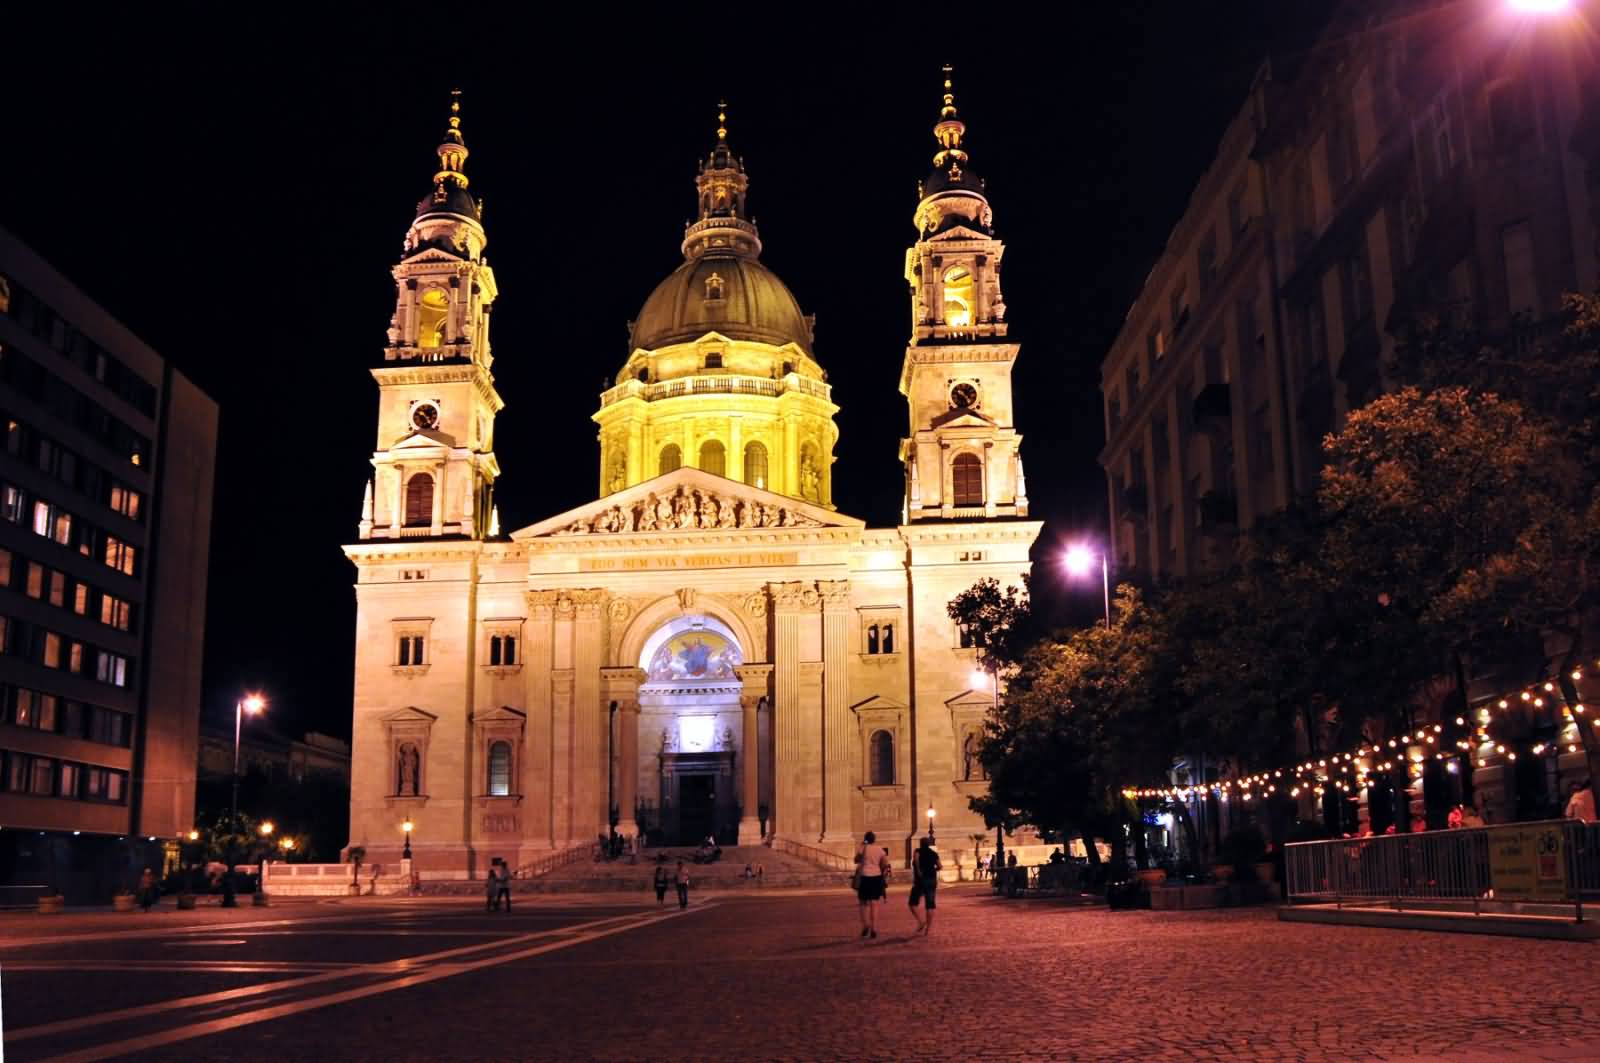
632 616 745 845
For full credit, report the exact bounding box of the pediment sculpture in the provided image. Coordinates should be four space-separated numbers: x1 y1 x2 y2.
555 484 823 536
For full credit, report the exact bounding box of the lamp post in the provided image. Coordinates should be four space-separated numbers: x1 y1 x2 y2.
222 693 266 908
926 803 936 843
402 819 414 860
279 836 295 862
1064 544 1111 628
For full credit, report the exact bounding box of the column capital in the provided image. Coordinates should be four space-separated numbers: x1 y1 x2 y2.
735 662 774 688
769 581 809 611
816 579 851 609
571 588 606 619
600 665 647 694
527 589 560 619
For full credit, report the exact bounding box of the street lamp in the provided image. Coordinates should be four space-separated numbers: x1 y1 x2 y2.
926 803 936 843
279 836 295 862
223 692 266 908
1064 544 1111 628
402 819 414 860
258 821 274 837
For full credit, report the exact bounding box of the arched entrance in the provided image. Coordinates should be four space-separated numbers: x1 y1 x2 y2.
632 616 745 845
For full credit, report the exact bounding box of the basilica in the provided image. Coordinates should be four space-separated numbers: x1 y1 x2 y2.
344 78 1039 876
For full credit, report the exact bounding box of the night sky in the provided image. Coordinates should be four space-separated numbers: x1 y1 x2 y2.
1 5 1333 743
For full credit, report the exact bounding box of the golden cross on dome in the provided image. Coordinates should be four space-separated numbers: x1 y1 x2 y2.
717 100 728 142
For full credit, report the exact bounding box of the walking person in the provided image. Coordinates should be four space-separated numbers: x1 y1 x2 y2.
137 867 158 912
495 858 513 912
908 837 942 934
1566 779 1598 824
675 860 691 909
654 857 670 906
486 859 501 911
855 830 891 941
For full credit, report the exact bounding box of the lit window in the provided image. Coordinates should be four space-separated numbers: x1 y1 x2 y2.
659 444 681 476
699 440 726 478
0 546 11 586
72 583 88 615
32 501 50 536
870 730 894 786
488 740 512 796
1 486 23 523
52 511 71 545
110 485 141 519
68 641 83 674
58 762 78 797
48 570 65 608
25 561 43 599
42 631 61 669
30 756 53 795
942 266 973 328
951 453 984 506
743 442 768 490
37 694 57 732
417 288 449 347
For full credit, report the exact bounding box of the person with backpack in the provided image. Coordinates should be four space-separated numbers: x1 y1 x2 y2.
653 857 670 906
908 836 942 934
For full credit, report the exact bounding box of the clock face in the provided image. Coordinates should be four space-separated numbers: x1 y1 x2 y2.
951 383 978 409
412 403 440 431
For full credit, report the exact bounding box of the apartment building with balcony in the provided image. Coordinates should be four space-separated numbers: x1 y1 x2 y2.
1101 0 1600 582
0 226 218 903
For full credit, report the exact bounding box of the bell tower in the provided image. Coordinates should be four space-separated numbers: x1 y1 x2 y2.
360 92 504 541
899 67 1027 522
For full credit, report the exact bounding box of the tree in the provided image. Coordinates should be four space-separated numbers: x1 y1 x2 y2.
947 576 1036 674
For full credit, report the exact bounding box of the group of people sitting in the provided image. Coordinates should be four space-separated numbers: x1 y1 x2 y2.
692 835 723 864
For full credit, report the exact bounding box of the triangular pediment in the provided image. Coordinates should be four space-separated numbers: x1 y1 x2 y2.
391 428 457 449
927 224 991 242
470 705 526 724
381 706 438 724
929 407 996 430
401 247 466 266
945 689 996 711
511 467 865 540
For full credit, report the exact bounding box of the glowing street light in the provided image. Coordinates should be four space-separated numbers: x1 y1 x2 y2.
258 821 274 837
223 692 267 908
1063 544 1112 628
187 829 200 842
402 819 414 860
926 803 936 843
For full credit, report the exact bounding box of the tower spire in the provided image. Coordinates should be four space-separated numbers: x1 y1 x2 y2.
933 65 967 170
434 89 469 189
717 99 728 143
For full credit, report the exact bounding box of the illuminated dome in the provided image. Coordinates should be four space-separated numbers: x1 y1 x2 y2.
630 256 813 354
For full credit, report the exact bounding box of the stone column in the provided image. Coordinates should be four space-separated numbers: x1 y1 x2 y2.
525 591 557 848
735 663 773 845
769 582 806 837
601 666 646 838
572 590 605 842
818 580 853 845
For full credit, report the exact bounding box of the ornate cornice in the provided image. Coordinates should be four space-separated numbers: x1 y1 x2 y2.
769 580 808 611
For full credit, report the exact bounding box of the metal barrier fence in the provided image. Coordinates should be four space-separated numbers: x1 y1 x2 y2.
770 837 853 871
1284 818 1600 922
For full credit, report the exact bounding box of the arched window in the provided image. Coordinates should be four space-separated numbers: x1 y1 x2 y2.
951 453 984 506
869 730 894 786
417 288 449 347
404 473 434 526
881 623 895 654
659 444 681 476
487 740 512 796
867 624 880 655
744 441 768 490
699 440 726 478
943 266 974 328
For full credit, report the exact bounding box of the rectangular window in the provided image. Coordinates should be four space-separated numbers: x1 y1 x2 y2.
42 631 61 669
100 595 132 631
60 699 83 738
1 485 21 523
489 635 502 666
107 769 125 803
37 693 57 732
32 500 50 537
6 754 28 792
398 636 425 667
72 582 89 615
25 561 43 598
1503 221 1538 318
58 762 78 798
109 484 141 520
68 641 84 674
52 510 71 545
30 756 54 795
103 536 136 576
15 688 34 727
0 546 10 587
83 766 103 799
48 570 65 608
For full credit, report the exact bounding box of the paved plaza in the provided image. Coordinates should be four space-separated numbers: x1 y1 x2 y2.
2 886 1599 1062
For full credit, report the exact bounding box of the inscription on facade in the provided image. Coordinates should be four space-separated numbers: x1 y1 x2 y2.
580 552 798 572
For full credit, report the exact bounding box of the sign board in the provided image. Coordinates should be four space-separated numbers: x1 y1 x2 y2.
1487 824 1569 901
579 552 798 572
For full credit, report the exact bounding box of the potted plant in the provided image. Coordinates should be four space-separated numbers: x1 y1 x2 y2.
347 846 367 896
1220 825 1267 881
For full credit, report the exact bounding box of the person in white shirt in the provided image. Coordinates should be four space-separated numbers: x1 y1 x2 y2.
855 830 892 941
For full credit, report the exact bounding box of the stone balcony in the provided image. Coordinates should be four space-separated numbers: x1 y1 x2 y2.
598 373 831 409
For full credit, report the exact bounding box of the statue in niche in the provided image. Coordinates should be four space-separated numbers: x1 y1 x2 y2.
962 727 986 781
397 743 421 796
800 455 821 502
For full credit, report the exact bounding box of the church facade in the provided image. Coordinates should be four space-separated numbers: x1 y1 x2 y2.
345 82 1040 876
